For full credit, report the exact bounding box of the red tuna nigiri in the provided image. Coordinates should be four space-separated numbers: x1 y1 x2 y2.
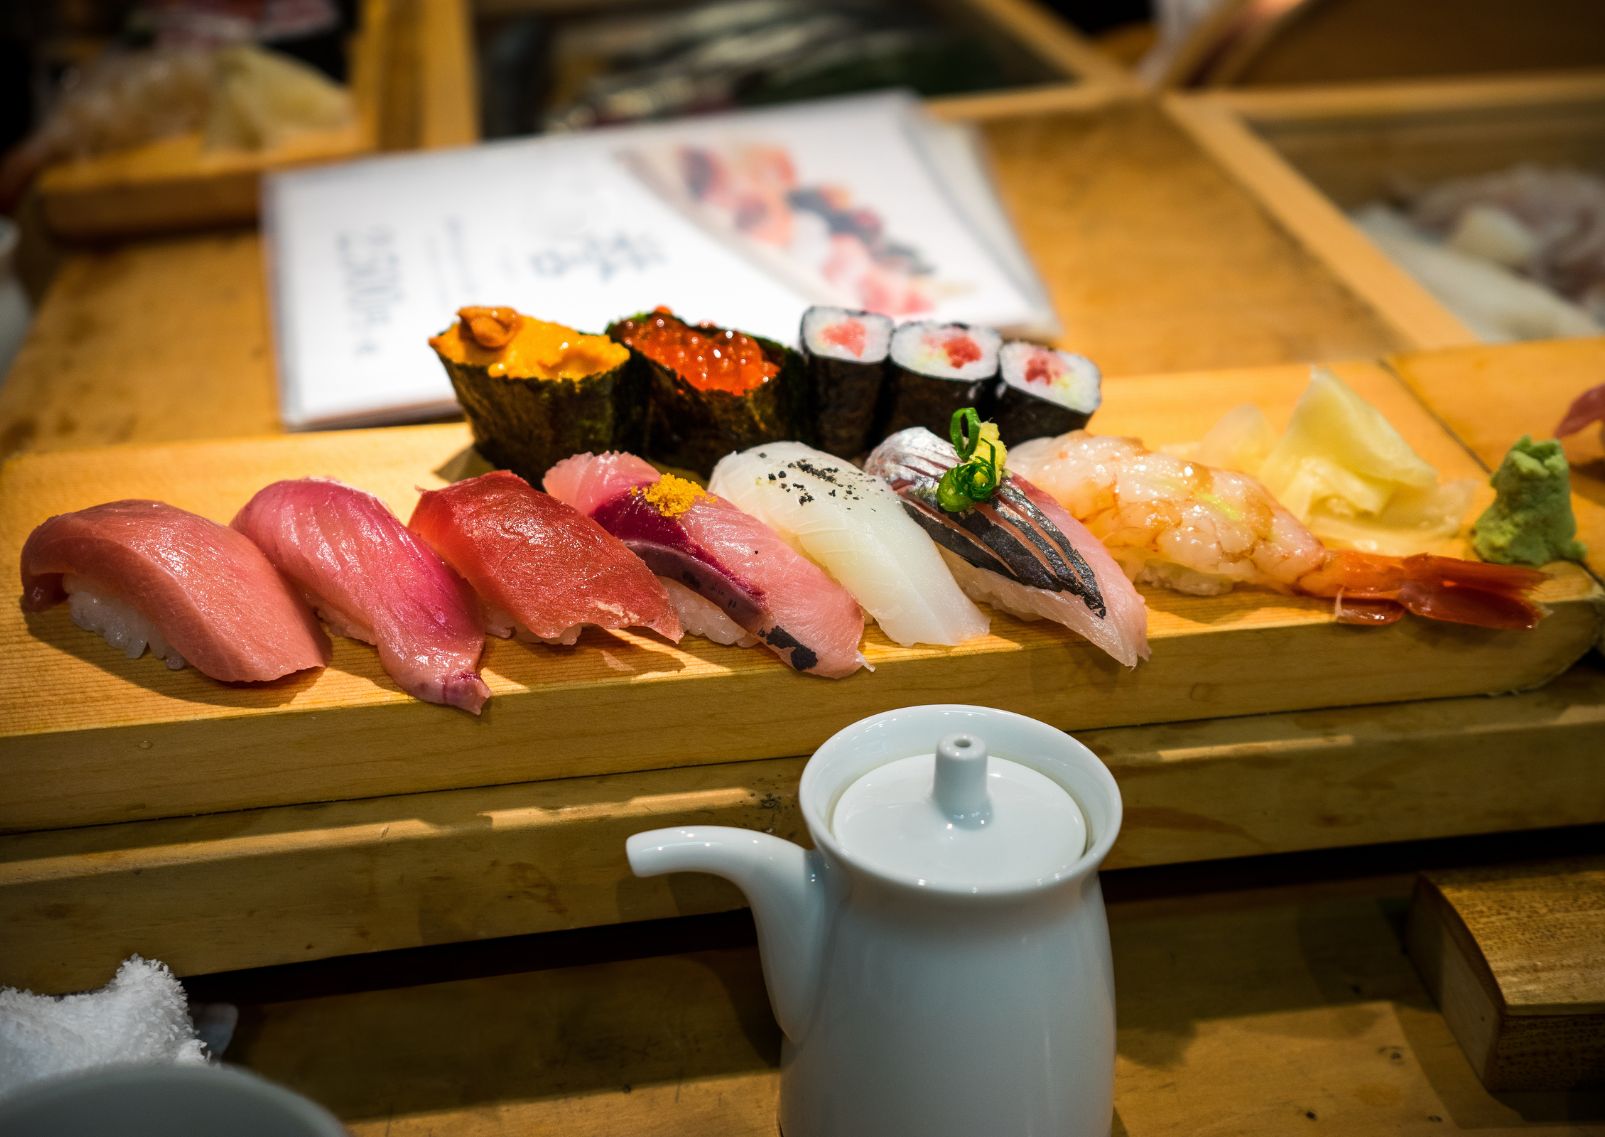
233 478 490 713
21 499 329 682
544 452 865 678
409 470 681 645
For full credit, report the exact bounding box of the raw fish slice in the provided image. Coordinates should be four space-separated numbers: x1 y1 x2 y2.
865 428 1148 667
409 471 680 645
709 443 989 648
233 479 490 713
545 452 865 677
20 499 328 682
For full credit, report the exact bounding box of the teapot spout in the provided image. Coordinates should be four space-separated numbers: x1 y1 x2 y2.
627 827 828 1041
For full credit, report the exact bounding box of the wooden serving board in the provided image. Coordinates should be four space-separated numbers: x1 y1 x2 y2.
1 360 1599 833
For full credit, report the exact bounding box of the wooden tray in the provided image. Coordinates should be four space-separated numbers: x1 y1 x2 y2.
1166 72 1605 351
34 0 400 239
2 359 1598 835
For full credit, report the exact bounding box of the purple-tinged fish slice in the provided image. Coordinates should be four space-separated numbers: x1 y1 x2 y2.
233 478 490 713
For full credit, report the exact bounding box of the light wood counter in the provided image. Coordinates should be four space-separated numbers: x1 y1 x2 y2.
207 856 1605 1136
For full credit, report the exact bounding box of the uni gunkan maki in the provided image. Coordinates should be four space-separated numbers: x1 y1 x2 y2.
610 308 804 476
430 306 638 483
881 321 1002 437
990 342 1102 443
800 306 893 458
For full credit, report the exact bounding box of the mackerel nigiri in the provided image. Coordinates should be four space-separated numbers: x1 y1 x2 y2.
233 479 490 713
708 442 989 648
865 427 1149 667
544 452 865 678
21 500 329 682
409 471 681 645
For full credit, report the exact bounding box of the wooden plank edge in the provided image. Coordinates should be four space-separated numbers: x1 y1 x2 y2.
1160 92 1480 351
6 667 1605 993
1192 69 1605 123
926 82 1139 123
5 586 1599 834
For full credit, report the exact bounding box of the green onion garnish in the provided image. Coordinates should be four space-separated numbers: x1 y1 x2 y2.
937 408 1004 513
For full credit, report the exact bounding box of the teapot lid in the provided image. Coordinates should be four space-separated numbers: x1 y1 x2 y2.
829 732 1087 891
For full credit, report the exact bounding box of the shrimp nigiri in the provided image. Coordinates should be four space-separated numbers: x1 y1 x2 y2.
1009 432 1546 629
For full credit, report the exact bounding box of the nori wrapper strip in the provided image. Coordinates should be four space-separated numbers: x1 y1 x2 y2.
610 310 807 477
989 342 1101 443
430 308 641 484
800 306 891 458
881 321 1001 437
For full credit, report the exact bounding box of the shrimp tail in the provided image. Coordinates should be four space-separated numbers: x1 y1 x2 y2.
1300 552 1547 631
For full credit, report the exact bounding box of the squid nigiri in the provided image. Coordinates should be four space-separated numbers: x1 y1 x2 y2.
408 471 681 646
20 500 329 682
233 478 491 713
544 451 865 677
1009 431 1546 629
708 442 989 648
865 426 1147 667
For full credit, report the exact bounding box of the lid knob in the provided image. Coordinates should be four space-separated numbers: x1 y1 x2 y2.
933 732 991 826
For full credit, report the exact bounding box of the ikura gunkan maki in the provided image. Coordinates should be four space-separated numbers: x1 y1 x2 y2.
800 306 893 458
610 308 804 476
881 321 1001 436
430 306 638 483
990 342 1101 443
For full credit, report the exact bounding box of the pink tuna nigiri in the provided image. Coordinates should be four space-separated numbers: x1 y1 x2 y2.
866 427 1149 668
20 499 329 682
408 470 681 645
233 478 490 713
544 452 865 678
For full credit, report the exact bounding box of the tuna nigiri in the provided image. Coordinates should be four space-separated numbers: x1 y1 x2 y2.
865 427 1148 667
233 479 491 713
544 452 865 678
709 442 989 648
20 500 329 682
409 470 681 646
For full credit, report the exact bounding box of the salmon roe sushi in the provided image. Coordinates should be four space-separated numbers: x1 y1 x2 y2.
612 309 778 394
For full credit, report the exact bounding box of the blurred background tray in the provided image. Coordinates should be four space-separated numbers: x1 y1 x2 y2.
1167 72 1605 349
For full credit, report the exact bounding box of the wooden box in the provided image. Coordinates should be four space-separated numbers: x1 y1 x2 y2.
1408 858 1605 1091
1166 72 1605 350
35 0 403 240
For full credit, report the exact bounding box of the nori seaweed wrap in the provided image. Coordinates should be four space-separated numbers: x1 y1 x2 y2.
990 342 1102 443
429 306 639 482
881 321 1001 437
610 308 806 476
800 306 892 458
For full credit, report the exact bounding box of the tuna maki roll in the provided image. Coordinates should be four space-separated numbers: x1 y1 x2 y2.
881 321 1001 437
610 308 804 476
800 306 893 458
430 306 638 483
990 342 1101 443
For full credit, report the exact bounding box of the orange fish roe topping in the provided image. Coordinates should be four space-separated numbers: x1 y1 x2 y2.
635 474 708 519
613 311 778 394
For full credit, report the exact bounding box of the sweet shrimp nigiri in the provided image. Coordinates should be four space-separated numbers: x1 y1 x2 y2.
1008 431 1547 629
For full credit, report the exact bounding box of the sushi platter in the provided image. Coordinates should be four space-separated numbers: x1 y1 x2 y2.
2 356 1598 835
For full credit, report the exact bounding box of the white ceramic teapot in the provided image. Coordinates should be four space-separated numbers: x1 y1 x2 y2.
627 704 1122 1137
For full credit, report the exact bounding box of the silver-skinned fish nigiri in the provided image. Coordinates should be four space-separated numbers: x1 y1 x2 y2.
865 422 1148 667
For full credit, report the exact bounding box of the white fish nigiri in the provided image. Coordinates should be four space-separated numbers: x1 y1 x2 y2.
709 442 989 647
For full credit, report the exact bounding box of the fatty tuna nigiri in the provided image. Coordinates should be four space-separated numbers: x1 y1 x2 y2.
408 470 681 645
20 499 329 682
544 452 865 678
708 442 989 648
233 478 491 713
866 427 1148 667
